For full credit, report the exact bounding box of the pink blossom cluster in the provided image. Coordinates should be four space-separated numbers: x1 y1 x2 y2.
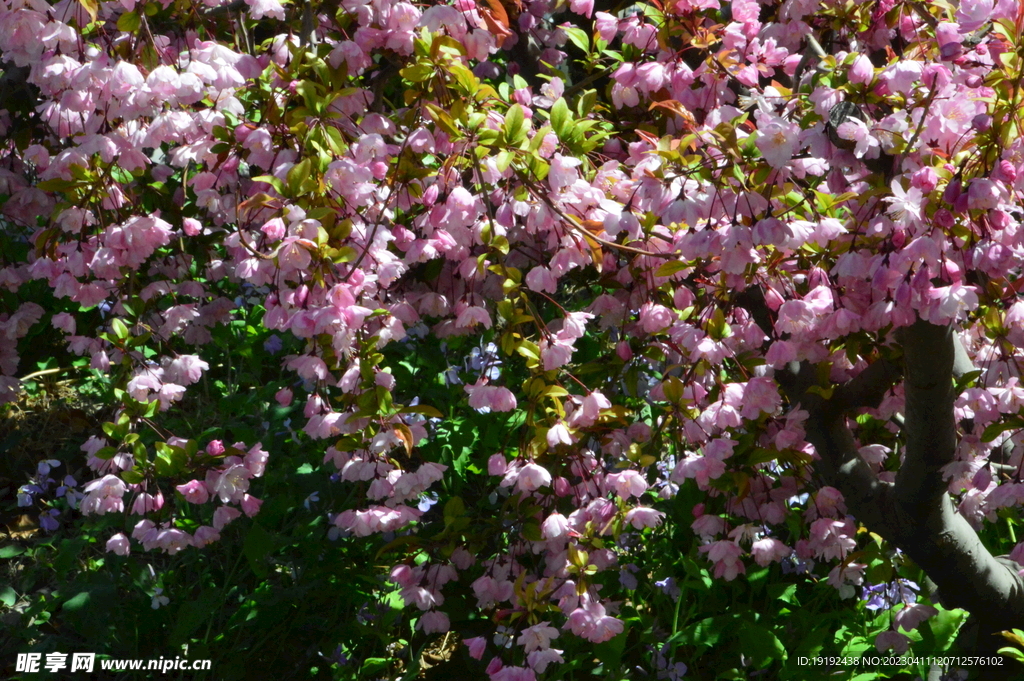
4 0 1024 668
94 439 268 556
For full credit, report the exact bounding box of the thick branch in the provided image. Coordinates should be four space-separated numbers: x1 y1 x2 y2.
833 357 902 411
891 497 1024 637
894 320 959 510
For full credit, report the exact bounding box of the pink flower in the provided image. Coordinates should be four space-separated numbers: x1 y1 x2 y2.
546 422 573 449
417 610 450 634
542 512 570 540
213 505 242 530
464 636 487 660
835 118 879 159
517 463 552 492
275 387 293 406
607 470 648 498
488 454 508 476
176 479 210 504
193 526 220 547
967 178 1002 210
81 475 127 515
895 603 937 632
490 665 536 681
750 537 790 566
244 443 269 477
527 648 564 673
106 533 130 556
569 0 593 16
595 12 619 41
589 615 625 643
212 464 251 503
518 623 560 652
51 312 76 334
927 283 978 322
183 218 202 236
638 303 674 333
131 491 164 515
164 355 209 386
875 630 910 654
691 514 727 538
624 507 665 529
754 109 801 168
240 494 263 517
466 382 518 412
525 266 558 293
261 217 286 241
806 518 856 560
540 337 574 370
848 54 874 84
455 305 492 329
549 154 582 191
698 540 745 580
132 520 158 548
472 575 514 607
157 527 193 555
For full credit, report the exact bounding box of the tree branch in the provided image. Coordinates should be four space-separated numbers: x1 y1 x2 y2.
833 357 902 411
894 320 959 510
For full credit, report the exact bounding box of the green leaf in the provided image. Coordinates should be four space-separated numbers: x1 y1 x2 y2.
593 628 628 669
563 26 590 52
522 519 542 541
0 585 16 607
243 522 275 578
400 63 434 83
62 591 91 613
504 104 525 143
550 97 572 140
110 318 130 340
767 583 798 604
170 589 219 647
252 174 285 194
399 404 445 419
286 158 312 197
444 496 465 520
737 624 787 666
360 658 389 674
655 260 690 277
120 469 144 484
982 416 1024 442
0 545 25 559
425 104 460 137
578 89 598 117
36 178 78 192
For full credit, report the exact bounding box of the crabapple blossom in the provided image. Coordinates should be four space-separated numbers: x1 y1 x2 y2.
7 0 1024 669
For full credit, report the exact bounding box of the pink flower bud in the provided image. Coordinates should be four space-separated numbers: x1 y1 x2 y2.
910 167 938 193
488 454 507 476
848 54 874 84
